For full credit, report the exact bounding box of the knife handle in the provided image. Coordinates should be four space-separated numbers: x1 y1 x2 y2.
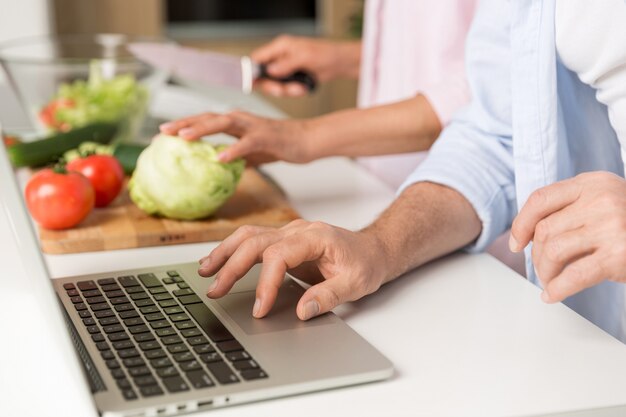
258 64 317 93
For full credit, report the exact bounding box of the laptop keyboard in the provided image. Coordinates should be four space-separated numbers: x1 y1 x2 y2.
63 270 268 401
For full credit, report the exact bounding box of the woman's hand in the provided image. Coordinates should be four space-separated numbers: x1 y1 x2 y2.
251 35 361 97
197 220 391 320
510 171 626 303
160 111 315 165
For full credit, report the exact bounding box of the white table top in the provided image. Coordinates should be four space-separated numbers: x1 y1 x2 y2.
3 86 626 417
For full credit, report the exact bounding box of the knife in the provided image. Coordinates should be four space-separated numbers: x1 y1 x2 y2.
128 42 317 94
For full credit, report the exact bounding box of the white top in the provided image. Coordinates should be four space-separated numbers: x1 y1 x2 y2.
555 0 626 164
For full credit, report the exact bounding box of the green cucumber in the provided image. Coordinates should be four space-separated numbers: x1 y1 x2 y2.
113 143 147 175
7 122 118 168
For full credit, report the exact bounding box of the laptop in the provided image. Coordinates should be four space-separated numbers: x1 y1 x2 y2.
0 126 393 416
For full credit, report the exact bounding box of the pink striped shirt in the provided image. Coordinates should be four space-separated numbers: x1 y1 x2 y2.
357 0 478 189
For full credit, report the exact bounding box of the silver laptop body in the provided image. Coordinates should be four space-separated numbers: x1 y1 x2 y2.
0 128 393 417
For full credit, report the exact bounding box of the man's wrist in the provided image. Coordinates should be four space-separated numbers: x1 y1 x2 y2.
333 40 362 79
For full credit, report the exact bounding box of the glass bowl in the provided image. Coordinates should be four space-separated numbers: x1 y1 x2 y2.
0 33 170 141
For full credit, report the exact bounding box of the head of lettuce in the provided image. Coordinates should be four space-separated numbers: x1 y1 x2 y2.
129 134 245 220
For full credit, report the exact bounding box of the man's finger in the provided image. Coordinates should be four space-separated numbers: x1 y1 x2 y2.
542 252 604 303
254 79 289 97
253 231 327 318
207 231 284 299
199 225 273 277
510 178 582 252
532 227 589 287
250 36 290 64
297 277 356 321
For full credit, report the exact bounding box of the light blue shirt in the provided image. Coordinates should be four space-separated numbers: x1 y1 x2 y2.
401 0 626 342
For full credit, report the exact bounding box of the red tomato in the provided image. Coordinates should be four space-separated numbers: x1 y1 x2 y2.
2 134 21 147
67 155 124 207
38 98 74 131
25 169 95 230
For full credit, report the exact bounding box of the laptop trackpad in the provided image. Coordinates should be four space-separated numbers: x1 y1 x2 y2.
215 279 336 335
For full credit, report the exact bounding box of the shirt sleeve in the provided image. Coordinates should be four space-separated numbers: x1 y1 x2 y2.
399 0 517 253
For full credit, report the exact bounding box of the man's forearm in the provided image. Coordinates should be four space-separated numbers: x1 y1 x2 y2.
305 95 442 160
362 181 482 283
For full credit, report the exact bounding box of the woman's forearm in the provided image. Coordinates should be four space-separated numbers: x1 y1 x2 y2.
304 94 442 160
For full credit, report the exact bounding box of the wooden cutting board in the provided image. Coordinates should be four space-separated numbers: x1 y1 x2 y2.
40 169 299 254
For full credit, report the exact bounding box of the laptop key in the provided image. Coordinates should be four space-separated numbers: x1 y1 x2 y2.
151 357 173 368
86 296 107 305
97 278 116 286
150 320 170 330
169 313 190 323
144 349 166 360
118 276 139 288
162 376 189 393
86 325 100 334
155 328 176 337
122 389 138 400
186 370 214 389
138 273 161 288
226 351 251 362
96 341 110 351
70 296 83 304
63 283 76 290
205 361 239 384
154 293 173 301
158 299 178 308
156 366 179 378
77 280 97 291
129 367 152 378
95 309 115 319
185 303 234 342
91 333 105 343
233 360 258 371
175 321 195 330
149 287 167 295
145 313 165 322
173 288 194 297
172 352 194 363
178 295 202 305
240 369 268 381
82 289 102 298
179 360 201 372
135 299 155 308
99 317 119 326
172 277 184 283
167 344 188 354
119 310 139 319
139 385 164 397
162 335 182 345
104 290 124 298
164 306 184 315
134 333 156 343
162 277 175 285
109 296 130 305
128 325 150 335
108 332 130 342
123 357 146 368
113 340 134 350
139 341 161 351
117 378 132 389
139 306 160 314
125 286 144 294
181 328 202 338
123 317 143 327
101 350 115 360
114 304 135 312
187 336 208 346
82 317 96 326
78 310 92 318
106 359 120 369
199 353 221 363
177 282 190 289
118 348 140 359
217 340 243 353
90 303 110 312
134 374 157 385
130 292 150 301
111 368 125 379
101 284 121 292
74 303 88 311
103 324 124 334
66 289 79 297
167 271 179 277
193 344 216 355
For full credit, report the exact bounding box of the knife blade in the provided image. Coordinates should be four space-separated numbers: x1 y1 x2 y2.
128 42 316 94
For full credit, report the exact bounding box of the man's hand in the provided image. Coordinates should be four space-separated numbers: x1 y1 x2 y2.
159 110 313 165
197 220 391 321
251 35 361 97
510 172 626 303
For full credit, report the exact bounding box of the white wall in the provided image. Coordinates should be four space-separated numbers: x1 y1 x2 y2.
0 0 52 126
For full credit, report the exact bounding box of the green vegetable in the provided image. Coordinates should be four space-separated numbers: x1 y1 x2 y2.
128 134 245 220
51 61 148 137
7 122 118 168
63 141 147 175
